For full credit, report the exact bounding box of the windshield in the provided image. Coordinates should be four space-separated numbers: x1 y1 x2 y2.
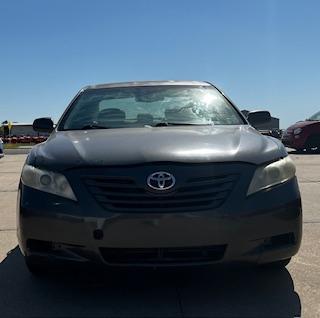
307 111 320 121
59 85 245 130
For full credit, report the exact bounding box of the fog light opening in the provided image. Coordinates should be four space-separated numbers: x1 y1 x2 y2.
27 239 53 253
263 233 295 250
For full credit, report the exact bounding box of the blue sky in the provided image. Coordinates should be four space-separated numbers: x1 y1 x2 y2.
0 0 319 128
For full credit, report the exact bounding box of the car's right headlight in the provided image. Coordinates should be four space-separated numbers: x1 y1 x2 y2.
21 164 77 201
247 156 296 196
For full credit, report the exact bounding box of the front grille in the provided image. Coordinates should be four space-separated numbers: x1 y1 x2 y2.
83 173 238 212
100 245 226 264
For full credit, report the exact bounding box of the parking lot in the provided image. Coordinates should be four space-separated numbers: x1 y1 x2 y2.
0 153 319 318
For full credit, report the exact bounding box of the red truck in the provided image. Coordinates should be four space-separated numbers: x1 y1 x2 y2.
282 111 320 152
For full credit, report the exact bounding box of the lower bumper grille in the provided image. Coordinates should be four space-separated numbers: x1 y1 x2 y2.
100 245 226 264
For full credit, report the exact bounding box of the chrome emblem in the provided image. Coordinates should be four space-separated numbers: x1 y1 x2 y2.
147 171 176 191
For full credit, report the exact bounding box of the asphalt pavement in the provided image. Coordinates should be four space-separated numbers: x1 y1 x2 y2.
0 153 319 317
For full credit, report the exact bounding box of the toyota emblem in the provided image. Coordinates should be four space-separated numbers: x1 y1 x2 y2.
147 171 176 191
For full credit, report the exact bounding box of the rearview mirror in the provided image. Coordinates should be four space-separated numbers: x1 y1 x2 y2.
247 111 271 126
33 118 54 133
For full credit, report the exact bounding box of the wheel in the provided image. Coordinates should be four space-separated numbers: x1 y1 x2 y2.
25 256 51 276
305 135 320 153
260 257 291 268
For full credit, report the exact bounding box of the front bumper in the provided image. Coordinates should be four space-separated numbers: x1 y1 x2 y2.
17 177 302 267
282 132 307 149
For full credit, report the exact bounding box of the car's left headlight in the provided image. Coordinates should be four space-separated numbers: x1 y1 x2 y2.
247 156 296 195
21 164 77 201
293 128 302 135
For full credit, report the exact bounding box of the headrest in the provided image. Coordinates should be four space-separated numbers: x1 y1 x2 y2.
98 108 126 121
165 107 197 122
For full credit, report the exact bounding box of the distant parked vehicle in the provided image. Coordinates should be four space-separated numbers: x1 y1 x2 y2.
282 111 320 152
242 110 282 139
259 129 283 140
1 135 47 144
17 135 32 143
0 138 4 158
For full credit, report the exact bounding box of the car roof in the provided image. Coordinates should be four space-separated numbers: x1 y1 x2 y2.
83 80 212 90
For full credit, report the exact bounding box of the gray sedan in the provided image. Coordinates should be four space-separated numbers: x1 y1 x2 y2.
17 81 302 274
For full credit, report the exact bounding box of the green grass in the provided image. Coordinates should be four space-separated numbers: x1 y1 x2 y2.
4 143 35 149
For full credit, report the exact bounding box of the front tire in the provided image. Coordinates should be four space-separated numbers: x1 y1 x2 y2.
305 135 320 153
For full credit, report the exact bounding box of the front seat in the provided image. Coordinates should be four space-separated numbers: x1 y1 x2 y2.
97 108 126 127
165 105 198 123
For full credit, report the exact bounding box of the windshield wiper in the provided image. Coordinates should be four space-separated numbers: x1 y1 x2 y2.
81 124 111 130
153 122 210 127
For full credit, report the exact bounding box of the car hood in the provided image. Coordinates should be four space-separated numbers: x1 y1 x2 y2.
287 120 319 130
29 125 286 170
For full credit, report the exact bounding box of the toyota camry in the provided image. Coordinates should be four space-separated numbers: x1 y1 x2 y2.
17 81 302 274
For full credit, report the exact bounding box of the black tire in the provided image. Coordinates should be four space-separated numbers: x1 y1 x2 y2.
260 257 291 268
305 135 320 152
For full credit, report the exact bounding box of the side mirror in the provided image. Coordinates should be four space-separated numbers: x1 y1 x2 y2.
247 111 271 126
33 118 54 133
